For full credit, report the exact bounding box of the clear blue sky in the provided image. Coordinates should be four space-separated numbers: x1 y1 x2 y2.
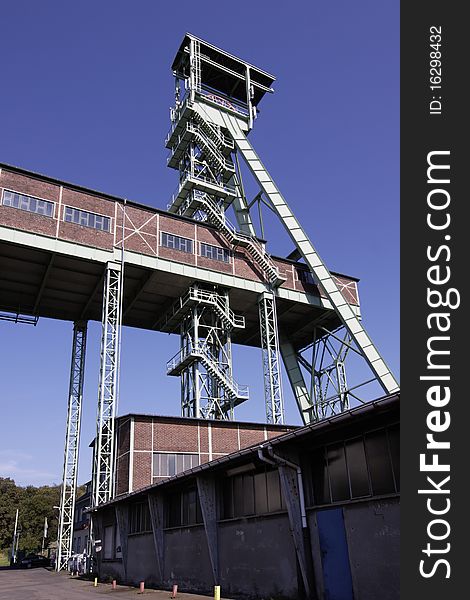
0 0 399 486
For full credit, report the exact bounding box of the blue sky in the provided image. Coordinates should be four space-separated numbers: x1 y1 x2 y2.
0 0 399 486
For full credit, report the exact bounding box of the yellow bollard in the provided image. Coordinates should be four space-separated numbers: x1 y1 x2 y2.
94 577 98 587
214 585 221 600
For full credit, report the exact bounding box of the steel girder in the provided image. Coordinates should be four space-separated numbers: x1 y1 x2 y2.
92 262 122 507
56 320 87 571
259 292 285 424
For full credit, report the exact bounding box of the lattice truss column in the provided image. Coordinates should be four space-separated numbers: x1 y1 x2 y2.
56 320 87 571
92 262 122 507
281 325 379 424
164 285 248 420
181 291 234 420
258 292 284 424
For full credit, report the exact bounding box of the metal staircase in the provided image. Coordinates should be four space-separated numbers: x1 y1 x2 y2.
160 284 249 419
167 341 249 407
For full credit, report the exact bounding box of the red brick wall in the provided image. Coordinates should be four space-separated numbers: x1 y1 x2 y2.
0 167 359 304
133 451 152 490
117 415 297 493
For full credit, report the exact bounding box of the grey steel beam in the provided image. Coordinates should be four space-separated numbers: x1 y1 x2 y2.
115 504 129 581
148 492 165 583
123 271 156 318
56 320 88 571
33 254 55 314
196 476 219 584
221 113 399 397
280 340 312 424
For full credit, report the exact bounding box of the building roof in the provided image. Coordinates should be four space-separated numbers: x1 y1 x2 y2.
116 412 299 429
91 393 399 511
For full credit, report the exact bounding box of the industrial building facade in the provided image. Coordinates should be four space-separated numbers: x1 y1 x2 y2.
91 394 400 600
114 414 296 495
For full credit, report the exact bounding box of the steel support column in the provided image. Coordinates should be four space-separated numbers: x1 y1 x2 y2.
115 504 129 581
92 262 122 507
258 292 284 424
56 320 88 571
196 475 219 584
148 492 165 583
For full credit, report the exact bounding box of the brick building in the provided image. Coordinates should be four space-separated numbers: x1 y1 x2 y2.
115 414 297 496
92 394 400 600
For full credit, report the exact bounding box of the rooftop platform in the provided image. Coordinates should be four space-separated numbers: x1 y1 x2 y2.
172 33 275 107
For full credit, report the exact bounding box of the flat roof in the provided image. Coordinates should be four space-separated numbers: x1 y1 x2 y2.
116 412 298 429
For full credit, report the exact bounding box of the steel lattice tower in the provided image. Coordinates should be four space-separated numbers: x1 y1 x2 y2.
165 34 399 424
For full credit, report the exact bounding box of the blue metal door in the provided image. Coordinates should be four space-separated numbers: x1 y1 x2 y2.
317 508 354 600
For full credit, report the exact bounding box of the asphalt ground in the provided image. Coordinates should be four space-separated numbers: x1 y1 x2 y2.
0 568 227 600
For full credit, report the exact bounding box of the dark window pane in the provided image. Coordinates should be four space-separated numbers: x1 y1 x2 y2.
222 478 233 519
254 471 268 514
187 489 197 524
266 469 282 513
168 493 181 527
365 430 395 495
312 448 330 505
327 443 350 502
243 474 255 516
387 425 400 492
233 475 244 517
345 437 370 498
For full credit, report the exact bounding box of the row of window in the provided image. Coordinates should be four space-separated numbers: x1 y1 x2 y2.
2 190 111 232
221 468 286 519
161 232 230 263
153 452 199 479
310 425 399 506
2 191 232 261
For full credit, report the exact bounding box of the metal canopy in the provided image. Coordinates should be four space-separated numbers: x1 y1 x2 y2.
171 33 275 106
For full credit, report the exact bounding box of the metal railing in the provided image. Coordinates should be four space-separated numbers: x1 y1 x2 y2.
167 341 249 399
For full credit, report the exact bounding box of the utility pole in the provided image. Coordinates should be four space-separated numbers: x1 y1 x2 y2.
10 508 18 564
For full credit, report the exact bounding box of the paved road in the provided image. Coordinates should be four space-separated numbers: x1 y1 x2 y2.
0 569 222 600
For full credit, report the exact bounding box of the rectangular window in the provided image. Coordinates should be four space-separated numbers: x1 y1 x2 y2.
310 427 398 507
161 231 193 253
364 430 396 496
167 487 203 528
63 206 110 232
2 189 54 218
327 443 350 502
221 468 283 519
296 268 315 285
345 437 370 498
153 452 199 478
128 501 152 534
200 242 230 263
311 447 331 505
